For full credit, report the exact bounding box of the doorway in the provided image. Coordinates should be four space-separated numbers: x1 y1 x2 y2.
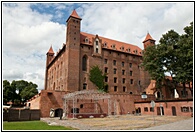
54 108 63 117
172 106 176 116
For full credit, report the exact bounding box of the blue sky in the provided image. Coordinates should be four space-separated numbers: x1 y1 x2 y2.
2 2 194 92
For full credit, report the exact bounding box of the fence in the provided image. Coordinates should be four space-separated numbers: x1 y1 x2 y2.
3 109 40 122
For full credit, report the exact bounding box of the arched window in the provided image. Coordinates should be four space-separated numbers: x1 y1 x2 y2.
82 55 87 71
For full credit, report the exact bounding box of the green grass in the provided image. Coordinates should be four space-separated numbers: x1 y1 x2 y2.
3 121 75 130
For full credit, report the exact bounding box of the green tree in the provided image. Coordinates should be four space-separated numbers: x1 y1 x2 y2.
174 22 193 97
89 65 107 92
3 80 38 105
142 22 193 98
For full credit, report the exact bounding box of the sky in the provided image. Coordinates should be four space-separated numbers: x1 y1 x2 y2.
2 2 194 92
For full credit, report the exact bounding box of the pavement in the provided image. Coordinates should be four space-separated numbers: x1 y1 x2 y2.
41 115 194 131
142 117 194 131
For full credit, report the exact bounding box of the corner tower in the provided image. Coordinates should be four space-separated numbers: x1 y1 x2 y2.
65 9 82 92
44 46 54 90
143 33 155 49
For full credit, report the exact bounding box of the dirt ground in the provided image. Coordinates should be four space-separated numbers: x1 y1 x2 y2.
41 114 192 130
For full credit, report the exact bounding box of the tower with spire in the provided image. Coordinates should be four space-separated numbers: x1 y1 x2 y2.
143 33 155 49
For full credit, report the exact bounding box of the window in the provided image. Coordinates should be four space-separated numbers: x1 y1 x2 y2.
130 71 132 76
130 79 133 84
112 44 116 49
114 68 117 74
122 70 125 75
82 56 87 71
139 80 141 85
105 76 108 82
114 77 117 83
122 62 124 67
96 48 98 53
122 78 125 84
104 42 107 47
96 40 99 46
80 104 83 108
121 46 124 51
83 83 87 90
123 86 126 92
113 60 116 65
104 59 108 64
130 92 133 94
150 107 154 112
144 107 148 112
114 86 117 92
181 107 189 112
105 67 108 73
85 38 89 43
129 63 132 68
127 48 131 52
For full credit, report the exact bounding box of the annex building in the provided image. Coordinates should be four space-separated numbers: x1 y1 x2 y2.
27 10 193 118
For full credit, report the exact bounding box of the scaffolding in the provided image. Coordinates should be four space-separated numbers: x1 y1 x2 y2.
63 90 113 118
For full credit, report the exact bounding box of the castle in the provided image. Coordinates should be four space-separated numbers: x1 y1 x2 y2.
27 10 193 118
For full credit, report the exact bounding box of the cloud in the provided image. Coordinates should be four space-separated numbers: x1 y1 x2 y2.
3 3 66 90
2 2 193 92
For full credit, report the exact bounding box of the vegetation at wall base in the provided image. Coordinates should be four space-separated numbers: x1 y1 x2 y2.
3 121 75 130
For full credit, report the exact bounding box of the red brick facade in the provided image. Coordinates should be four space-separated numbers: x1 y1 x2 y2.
27 10 192 118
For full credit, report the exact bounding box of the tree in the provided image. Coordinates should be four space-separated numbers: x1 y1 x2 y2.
89 65 107 92
3 80 38 105
142 22 193 98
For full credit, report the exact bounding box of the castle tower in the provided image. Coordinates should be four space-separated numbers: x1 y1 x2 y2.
143 33 155 49
65 9 82 92
44 46 54 90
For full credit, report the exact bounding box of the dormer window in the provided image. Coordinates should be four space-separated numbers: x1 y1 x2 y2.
104 42 107 47
135 50 138 54
121 46 124 51
85 38 89 43
111 44 116 49
127 48 131 52
96 40 99 46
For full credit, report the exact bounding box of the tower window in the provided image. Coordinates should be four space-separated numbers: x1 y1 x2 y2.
104 59 108 64
96 40 99 46
82 55 87 71
130 71 132 76
114 77 117 83
123 86 126 92
105 67 108 73
129 63 132 68
122 70 125 75
122 78 126 84
114 68 117 74
114 86 117 92
130 79 133 84
113 60 116 66
105 76 108 82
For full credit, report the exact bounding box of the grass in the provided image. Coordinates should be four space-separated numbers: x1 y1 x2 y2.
3 121 75 130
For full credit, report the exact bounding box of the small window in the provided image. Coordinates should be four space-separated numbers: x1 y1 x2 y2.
122 62 124 67
105 76 108 82
114 68 117 74
181 107 189 112
113 60 116 66
150 107 154 112
96 40 99 46
114 77 117 83
83 83 87 90
104 42 107 47
122 70 125 75
130 79 133 84
114 86 117 92
80 104 83 108
121 46 124 51
130 92 133 94
144 107 148 112
139 80 141 85
104 59 108 64
85 38 89 43
96 48 98 53
129 63 132 68
111 44 116 49
123 86 126 92
127 48 131 52
130 71 132 76
122 78 125 84
105 67 108 73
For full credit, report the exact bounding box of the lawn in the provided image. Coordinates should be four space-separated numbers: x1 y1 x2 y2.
3 121 75 130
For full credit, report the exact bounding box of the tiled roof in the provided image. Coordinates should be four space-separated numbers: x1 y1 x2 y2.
47 46 54 54
80 32 143 56
143 33 155 43
67 9 81 22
